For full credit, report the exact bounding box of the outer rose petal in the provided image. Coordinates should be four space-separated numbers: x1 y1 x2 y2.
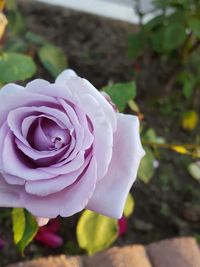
86 114 145 219
55 70 117 131
0 176 22 207
21 157 97 218
55 69 77 82
0 83 57 126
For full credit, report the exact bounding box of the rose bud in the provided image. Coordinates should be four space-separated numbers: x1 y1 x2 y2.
118 216 128 236
35 228 63 248
46 218 61 233
134 63 141 73
0 69 144 220
0 238 5 250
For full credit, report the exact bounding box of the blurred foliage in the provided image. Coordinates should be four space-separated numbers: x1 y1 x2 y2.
129 0 200 99
138 146 155 183
0 52 36 83
123 193 135 218
77 210 118 255
102 81 136 112
12 208 38 254
181 110 199 131
188 162 200 181
0 0 67 85
38 44 68 78
76 193 135 255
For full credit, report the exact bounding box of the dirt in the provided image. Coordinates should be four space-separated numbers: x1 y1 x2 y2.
0 0 200 266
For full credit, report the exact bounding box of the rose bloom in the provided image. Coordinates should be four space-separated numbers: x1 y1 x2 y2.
0 70 144 222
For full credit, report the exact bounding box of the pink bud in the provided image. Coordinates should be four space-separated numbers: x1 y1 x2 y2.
47 218 61 233
118 216 128 236
35 228 63 248
0 238 5 250
134 63 141 73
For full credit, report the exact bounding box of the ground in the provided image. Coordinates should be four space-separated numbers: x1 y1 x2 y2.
0 0 200 266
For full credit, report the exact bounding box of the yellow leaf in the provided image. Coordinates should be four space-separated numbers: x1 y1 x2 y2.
128 99 140 112
182 110 199 131
172 146 188 154
0 12 7 40
0 0 5 11
123 193 135 218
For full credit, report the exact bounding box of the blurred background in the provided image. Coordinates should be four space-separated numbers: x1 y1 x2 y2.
0 0 200 265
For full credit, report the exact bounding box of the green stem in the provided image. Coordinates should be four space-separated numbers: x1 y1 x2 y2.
142 141 200 150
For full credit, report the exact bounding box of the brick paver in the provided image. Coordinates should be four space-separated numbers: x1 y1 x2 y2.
147 237 200 267
6 237 200 267
83 245 152 267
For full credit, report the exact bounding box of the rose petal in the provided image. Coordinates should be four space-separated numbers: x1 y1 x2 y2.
78 94 113 180
21 157 97 218
40 151 85 175
55 69 77 82
25 153 91 196
87 114 145 218
0 123 9 169
26 82 78 105
0 83 57 126
2 173 25 185
8 105 72 146
22 116 52 149
55 72 117 131
2 133 55 180
58 99 84 162
74 106 94 150
0 176 22 207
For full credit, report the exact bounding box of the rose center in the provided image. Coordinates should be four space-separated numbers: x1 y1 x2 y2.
28 117 70 151
50 136 64 150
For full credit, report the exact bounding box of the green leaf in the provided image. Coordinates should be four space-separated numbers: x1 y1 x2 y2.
12 208 25 244
143 128 165 144
38 44 67 77
8 10 26 35
77 210 118 255
102 81 136 112
128 99 140 112
12 208 38 254
164 23 186 51
188 162 200 181
127 33 144 58
188 18 200 38
151 29 165 53
0 52 36 84
183 80 194 99
151 22 186 52
143 15 164 32
143 128 158 142
177 71 196 99
25 31 47 46
6 0 17 10
124 193 135 218
4 38 27 53
138 147 155 183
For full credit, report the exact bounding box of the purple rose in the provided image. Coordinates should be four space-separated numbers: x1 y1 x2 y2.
0 70 144 220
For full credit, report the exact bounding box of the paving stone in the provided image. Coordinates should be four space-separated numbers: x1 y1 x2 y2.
6 237 200 267
6 255 83 267
82 245 152 267
146 237 200 267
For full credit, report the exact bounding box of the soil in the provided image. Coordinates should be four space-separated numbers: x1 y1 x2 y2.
0 0 200 266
